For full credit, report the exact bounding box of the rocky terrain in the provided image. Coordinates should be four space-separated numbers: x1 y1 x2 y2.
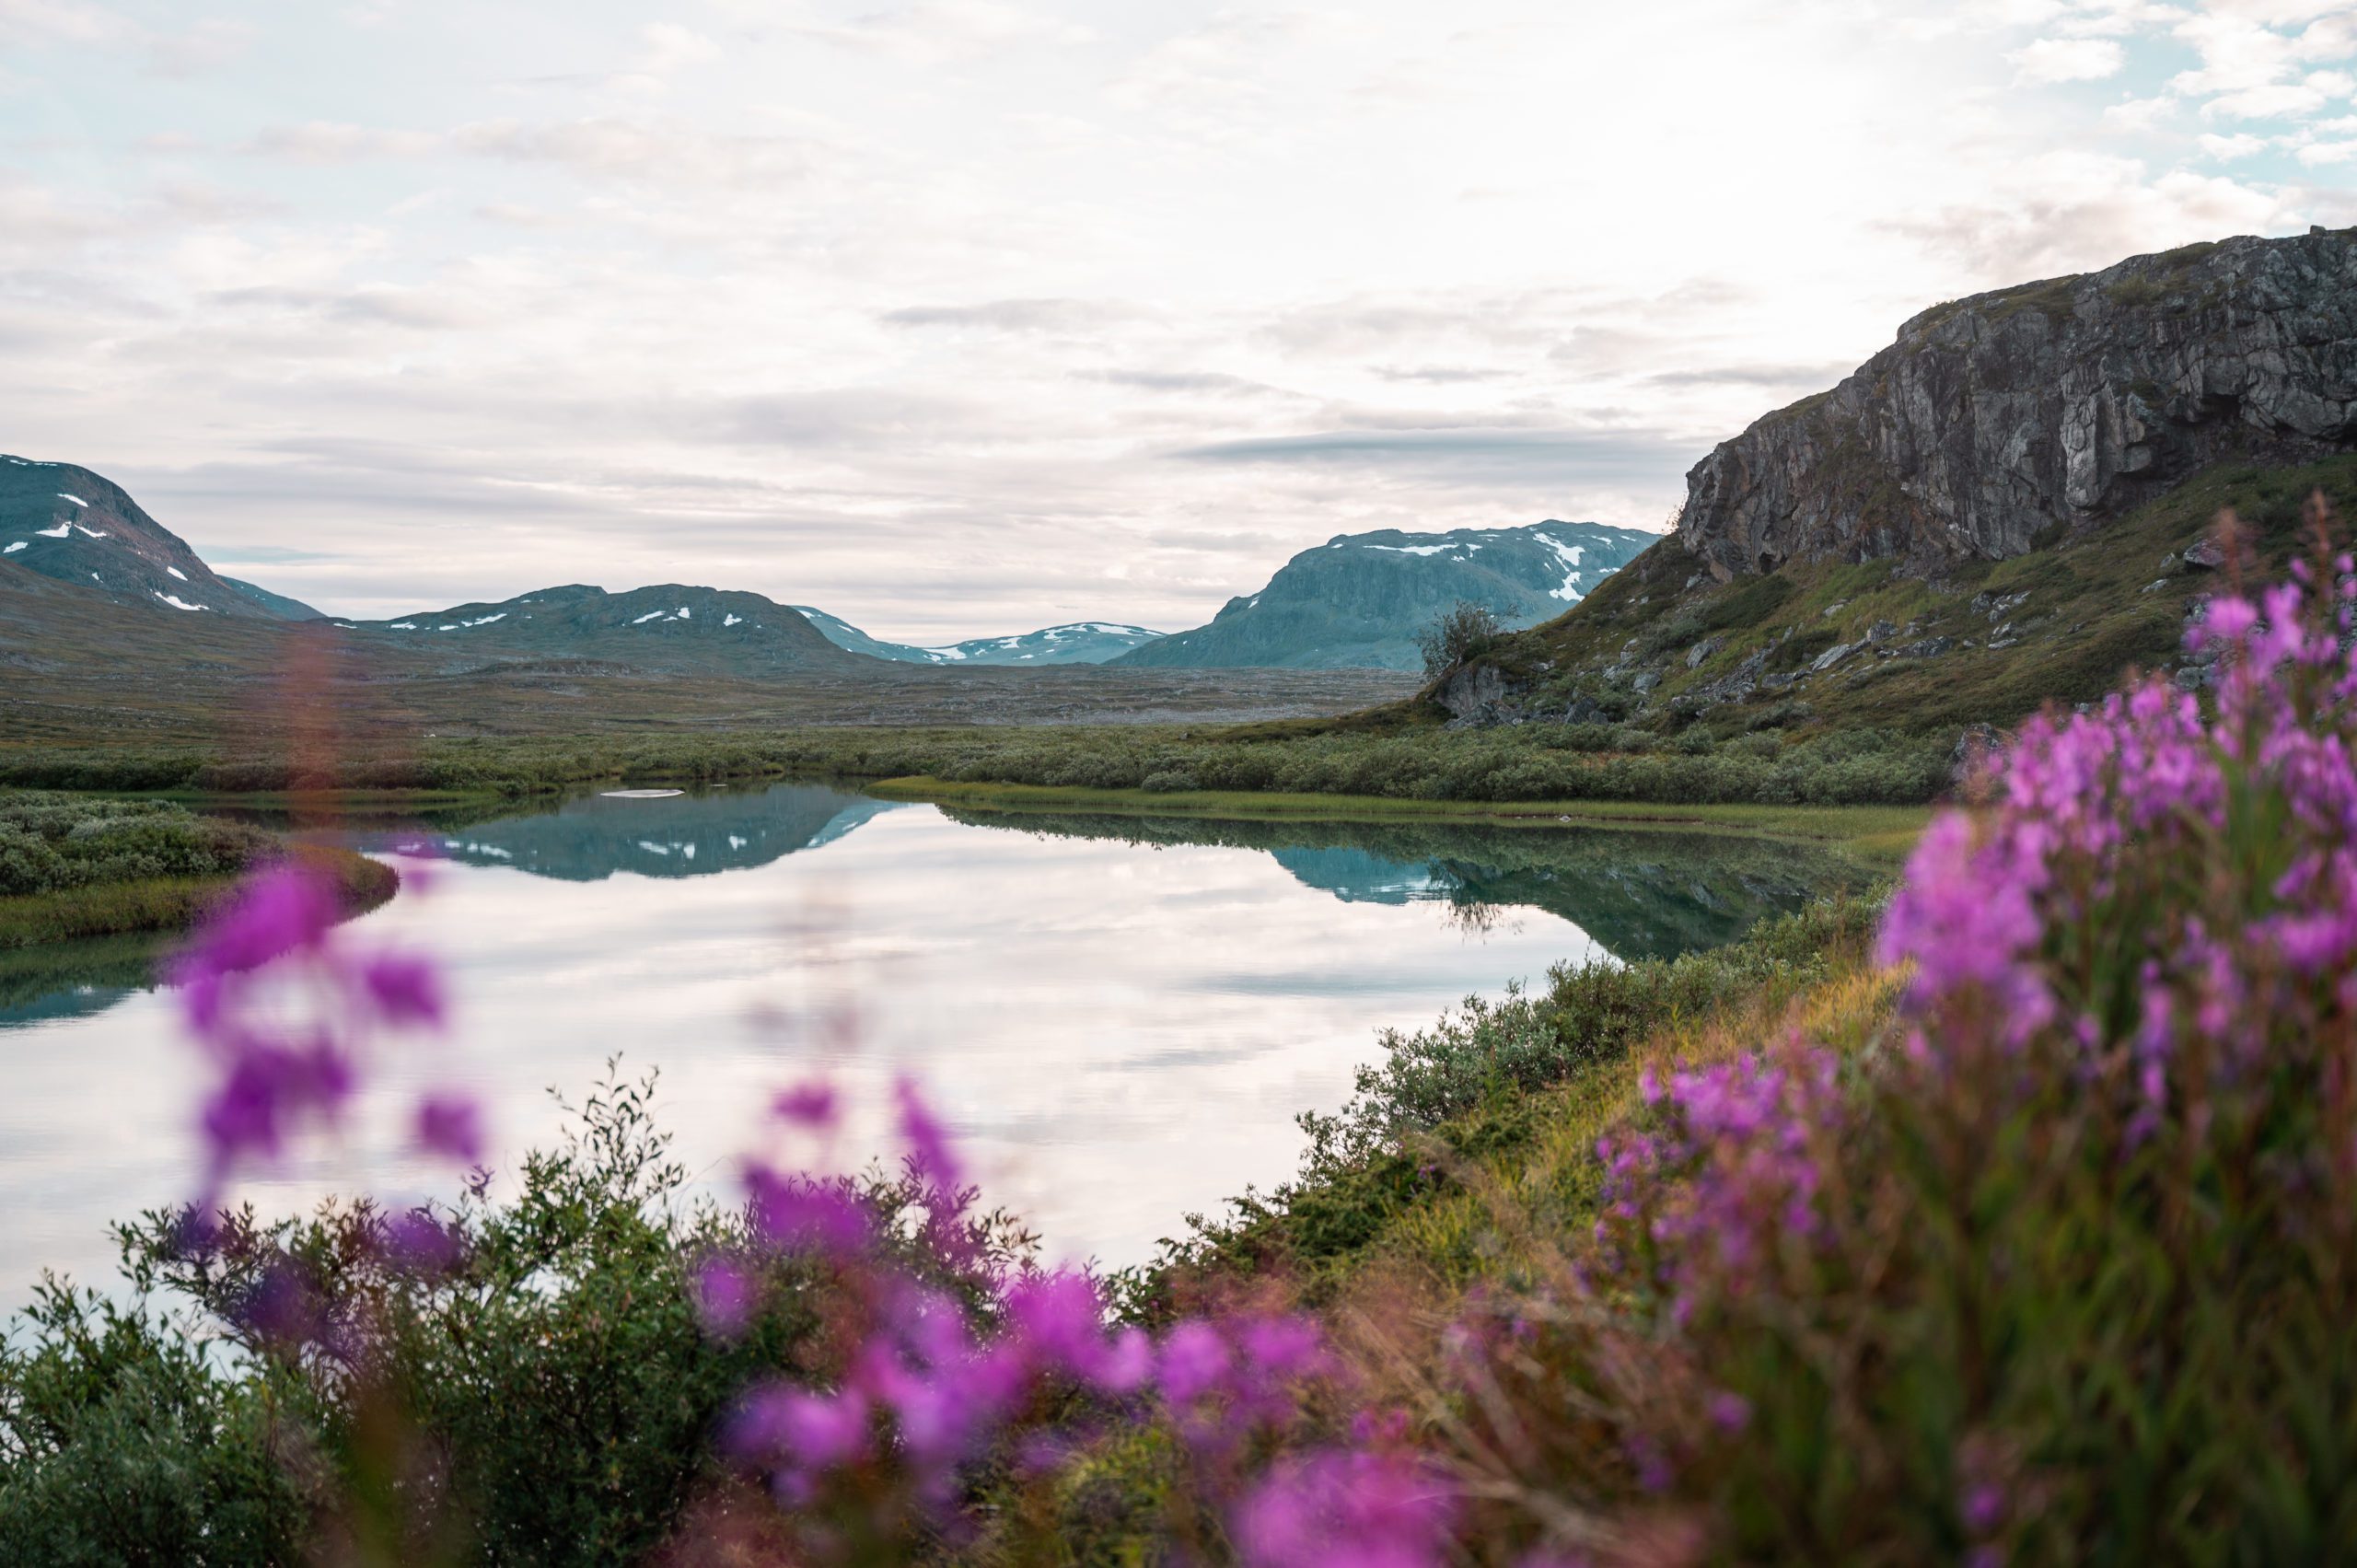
1678 226 2356 582
1427 227 2357 749
1114 519 1656 670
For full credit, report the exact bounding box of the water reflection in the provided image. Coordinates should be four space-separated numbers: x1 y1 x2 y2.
0 782 1866 1300
944 809 1855 961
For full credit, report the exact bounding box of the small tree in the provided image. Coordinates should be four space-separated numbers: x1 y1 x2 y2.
1415 599 1503 679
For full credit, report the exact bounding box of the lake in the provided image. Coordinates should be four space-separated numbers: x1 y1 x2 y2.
0 784 1859 1304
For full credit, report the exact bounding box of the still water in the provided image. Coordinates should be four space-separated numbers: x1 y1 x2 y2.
0 784 1853 1303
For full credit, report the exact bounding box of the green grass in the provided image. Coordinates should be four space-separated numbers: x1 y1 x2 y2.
0 844 396 951
870 776 1928 865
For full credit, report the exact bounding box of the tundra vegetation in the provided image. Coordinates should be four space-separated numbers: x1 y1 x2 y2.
5 502 2354 1563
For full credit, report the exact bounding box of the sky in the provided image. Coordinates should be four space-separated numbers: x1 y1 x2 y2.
3 1 2354 638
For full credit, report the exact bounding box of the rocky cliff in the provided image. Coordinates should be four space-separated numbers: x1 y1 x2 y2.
1677 226 2357 581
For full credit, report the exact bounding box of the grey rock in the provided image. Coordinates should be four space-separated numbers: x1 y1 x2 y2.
1686 635 1724 669
2183 536 2228 570
1865 619 1900 644
1435 661 1526 723
1810 640 1859 673
1631 669 1662 693
1673 228 2357 580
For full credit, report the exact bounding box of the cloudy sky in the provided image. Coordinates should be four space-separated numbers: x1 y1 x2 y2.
4 0 2353 637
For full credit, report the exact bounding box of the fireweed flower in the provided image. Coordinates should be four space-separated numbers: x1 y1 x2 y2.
169 861 478 1215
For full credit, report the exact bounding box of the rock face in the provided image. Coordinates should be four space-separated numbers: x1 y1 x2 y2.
1677 226 2357 581
1116 519 1658 671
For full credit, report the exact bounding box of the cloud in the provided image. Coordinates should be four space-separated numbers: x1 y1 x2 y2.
880 298 1143 332
242 122 440 163
2010 36 2127 81
449 117 823 188
1074 369 1295 398
2198 130 2272 156
791 0 1093 64
1169 426 1698 485
1645 362 1857 389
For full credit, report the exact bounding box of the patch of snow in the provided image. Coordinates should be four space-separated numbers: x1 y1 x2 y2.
632 610 666 624
55 493 86 507
677 607 690 619
1364 543 1453 556
636 841 670 856
167 566 188 581
35 523 70 538
438 624 460 632
466 612 506 626
723 613 742 626
74 525 107 539
153 591 209 611
389 621 418 630
1535 535 1590 600
727 834 748 850
3 541 22 554
681 842 695 860
333 623 356 630
446 840 514 860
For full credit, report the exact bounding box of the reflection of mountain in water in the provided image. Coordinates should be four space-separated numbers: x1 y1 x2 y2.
0 929 164 1028
946 811 1864 961
370 784 898 882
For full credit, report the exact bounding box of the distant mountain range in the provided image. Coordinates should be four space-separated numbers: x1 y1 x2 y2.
1112 520 1657 671
3 457 1658 676
790 607 1166 666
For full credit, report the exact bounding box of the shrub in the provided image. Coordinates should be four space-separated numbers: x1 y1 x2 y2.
1413 601 1504 679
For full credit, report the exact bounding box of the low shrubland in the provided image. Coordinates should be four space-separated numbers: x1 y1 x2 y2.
0 790 393 949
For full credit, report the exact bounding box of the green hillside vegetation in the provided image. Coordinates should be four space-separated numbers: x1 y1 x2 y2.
1457 453 2357 740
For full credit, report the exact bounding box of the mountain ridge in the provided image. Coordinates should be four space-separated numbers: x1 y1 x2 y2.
790 607 1166 666
1114 519 1658 671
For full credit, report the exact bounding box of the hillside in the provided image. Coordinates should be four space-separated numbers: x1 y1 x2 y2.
1434 227 2357 740
1113 520 1655 671
792 607 1165 665
338 582 861 675
1 457 314 621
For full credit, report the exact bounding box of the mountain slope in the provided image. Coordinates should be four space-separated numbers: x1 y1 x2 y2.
340 583 862 674
1114 520 1656 671
792 607 1165 665
218 576 322 621
0 456 296 621
1431 227 2357 742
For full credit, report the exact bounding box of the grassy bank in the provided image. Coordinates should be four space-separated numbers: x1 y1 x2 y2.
0 711 1957 810
875 775 1928 865
0 790 399 950
1131 892 1892 1312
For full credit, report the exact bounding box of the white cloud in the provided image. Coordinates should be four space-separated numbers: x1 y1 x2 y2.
2011 35 2128 80
2197 130 2271 154
2294 137 2357 162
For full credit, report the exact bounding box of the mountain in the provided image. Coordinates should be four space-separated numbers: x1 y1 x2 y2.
1678 226 2357 581
338 583 860 673
792 607 1165 665
1112 520 1657 671
217 576 322 621
1430 226 2357 741
1 456 312 621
